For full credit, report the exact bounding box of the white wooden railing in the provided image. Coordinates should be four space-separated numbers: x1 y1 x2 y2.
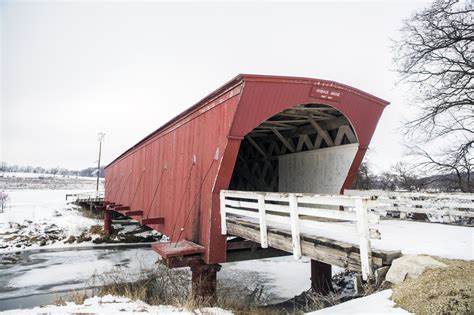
345 190 474 223
220 190 380 280
66 190 104 202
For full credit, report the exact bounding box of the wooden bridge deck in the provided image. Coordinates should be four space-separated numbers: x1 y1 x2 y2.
227 217 401 272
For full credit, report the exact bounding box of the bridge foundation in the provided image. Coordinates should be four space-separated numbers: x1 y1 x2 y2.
311 260 333 295
191 264 221 301
104 209 112 235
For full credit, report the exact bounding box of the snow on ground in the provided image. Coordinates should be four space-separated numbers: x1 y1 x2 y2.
307 290 409 314
372 220 473 260
1 189 97 232
0 295 232 314
0 172 104 190
0 189 102 253
253 217 473 261
0 172 99 180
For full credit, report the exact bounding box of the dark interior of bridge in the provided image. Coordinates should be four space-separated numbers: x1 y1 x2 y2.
228 103 358 192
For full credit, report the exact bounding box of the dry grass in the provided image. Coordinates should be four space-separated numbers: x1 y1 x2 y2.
90 262 190 306
53 261 351 314
84 261 282 314
77 205 103 219
89 224 105 235
392 258 474 314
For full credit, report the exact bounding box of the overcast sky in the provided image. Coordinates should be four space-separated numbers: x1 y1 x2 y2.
1 0 430 172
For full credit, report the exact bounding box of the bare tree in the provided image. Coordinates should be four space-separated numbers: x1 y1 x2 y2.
394 0 473 192
378 171 398 191
0 191 9 213
392 162 430 191
351 162 374 190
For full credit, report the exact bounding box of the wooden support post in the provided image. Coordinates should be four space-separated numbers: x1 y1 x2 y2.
191 264 221 302
104 209 112 235
311 260 333 295
220 191 227 235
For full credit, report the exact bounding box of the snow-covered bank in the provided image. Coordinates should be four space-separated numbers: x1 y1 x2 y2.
0 188 162 254
0 189 101 252
0 295 232 314
308 290 409 314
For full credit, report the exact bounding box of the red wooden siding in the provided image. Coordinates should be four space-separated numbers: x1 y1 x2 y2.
104 74 389 264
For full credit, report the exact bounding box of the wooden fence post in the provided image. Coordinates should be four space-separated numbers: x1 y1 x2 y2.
289 193 302 259
355 197 373 280
257 193 268 248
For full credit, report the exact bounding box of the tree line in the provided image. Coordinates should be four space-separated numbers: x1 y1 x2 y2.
0 162 105 178
352 160 471 192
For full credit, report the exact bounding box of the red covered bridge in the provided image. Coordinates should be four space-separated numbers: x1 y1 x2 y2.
103 74 394 297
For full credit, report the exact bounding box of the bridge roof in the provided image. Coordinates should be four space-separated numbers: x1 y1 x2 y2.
106 74 389 168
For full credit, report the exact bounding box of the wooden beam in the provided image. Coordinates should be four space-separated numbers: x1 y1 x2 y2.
245 136 267 157
271 127 295 152
226 217 401 271
125 210 143 217
308 117 334 147
152 240 205 259
141 217 165 225
296 135 307 152
114 206 130 211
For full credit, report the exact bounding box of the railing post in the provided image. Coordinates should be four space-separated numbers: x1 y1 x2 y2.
220 190 227 235
257 193 268 248
289 193 302 259
355 197 373 280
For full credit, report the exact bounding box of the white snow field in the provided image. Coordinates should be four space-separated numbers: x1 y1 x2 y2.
0 295 232 314
308 290 409 314
1 189 98 231
0 189 102 252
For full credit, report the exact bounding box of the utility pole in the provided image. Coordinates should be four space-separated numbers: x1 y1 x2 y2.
96 132 105 192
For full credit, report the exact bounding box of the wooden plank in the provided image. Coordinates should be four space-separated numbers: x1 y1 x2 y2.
224 198 359 221
152 240 205 259
226 217 398 271
225 207 259 219
221 190 365 207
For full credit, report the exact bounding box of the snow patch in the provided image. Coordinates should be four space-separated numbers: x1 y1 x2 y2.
307 290 409 314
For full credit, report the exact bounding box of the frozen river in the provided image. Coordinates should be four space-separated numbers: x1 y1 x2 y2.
0 245 311 311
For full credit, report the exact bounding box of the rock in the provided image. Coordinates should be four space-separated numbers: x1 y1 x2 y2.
64 235 76 244
375 266 390 288
92 237 104 244
39 240 47 246
386 255 447 284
